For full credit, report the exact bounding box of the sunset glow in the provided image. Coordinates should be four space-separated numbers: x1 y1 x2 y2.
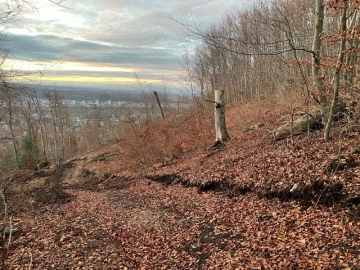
2 0 243 90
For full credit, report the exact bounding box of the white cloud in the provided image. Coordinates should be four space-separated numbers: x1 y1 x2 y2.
4 0 246 88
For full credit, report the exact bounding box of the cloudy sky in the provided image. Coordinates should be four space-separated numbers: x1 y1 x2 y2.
2 0 246 91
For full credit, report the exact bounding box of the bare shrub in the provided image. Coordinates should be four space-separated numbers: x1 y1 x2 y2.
115 106 213 170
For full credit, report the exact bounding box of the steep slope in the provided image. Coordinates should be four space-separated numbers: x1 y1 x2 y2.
2 101 360 269
147 126 360 207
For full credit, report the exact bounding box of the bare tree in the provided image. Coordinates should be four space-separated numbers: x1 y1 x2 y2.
324 2 349 141
44 90 70 165
0 86 20 167
312 0 327 123
177 0 315 106
30 90 50 162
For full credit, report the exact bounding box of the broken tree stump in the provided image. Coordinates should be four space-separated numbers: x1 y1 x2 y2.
269 109 322 141
214 90 230 144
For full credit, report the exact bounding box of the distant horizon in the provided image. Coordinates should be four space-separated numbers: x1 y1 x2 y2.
2 0 247 90
18 82 189 97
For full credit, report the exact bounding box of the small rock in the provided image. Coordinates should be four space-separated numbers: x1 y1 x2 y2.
290 184 298 193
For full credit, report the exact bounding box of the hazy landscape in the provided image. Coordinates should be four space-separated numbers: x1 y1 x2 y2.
1 0 360 269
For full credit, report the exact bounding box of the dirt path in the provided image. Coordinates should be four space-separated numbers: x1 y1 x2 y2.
62 158 87 187
4 157 360 269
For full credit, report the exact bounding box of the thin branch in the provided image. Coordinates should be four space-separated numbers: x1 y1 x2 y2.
47 0 73 9
170 16 316 58
205 99 217 104
28 253 33 270
7 216 13 247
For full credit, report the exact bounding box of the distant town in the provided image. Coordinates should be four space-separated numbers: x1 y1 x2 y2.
38 98 144 108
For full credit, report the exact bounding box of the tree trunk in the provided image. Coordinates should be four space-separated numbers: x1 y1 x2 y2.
324 6 347 142
269 109 323 141
5 90 20 167
343 11 358 88
312 0 327 123
153 91 165 119
346 12 360 93
214 90 230 143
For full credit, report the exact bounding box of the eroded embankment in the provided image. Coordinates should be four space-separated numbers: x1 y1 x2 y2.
144 131 360 210
145 172 355 209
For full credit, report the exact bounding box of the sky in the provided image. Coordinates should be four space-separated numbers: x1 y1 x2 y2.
1 0 246 91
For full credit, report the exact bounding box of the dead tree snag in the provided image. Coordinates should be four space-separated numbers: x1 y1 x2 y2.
214 90 230 144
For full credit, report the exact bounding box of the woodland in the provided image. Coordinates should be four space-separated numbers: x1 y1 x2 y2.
1 0 360 269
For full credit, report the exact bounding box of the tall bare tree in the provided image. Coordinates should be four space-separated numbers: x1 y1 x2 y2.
312 0 327 123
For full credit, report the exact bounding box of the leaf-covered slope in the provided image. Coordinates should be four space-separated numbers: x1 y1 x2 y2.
3 101 360 269
146 125 360 207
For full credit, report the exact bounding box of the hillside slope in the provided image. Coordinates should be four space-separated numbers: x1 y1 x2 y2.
2 103 360 269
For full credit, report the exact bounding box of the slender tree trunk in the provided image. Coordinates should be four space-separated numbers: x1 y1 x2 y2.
8 115 19 168
83 125 89 151
68 134 72 158
60 125 66 162
348 12 360 92
153 91 165 119
45 91 61 165
52 115 59 165
19 99 35 141
214 90 230 143
5 93 19 167
312 0 327 123
324 6 347 141
32 95 48 162
343 12 357 87
37 117 47 162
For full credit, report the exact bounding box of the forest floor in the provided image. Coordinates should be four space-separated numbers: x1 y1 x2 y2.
3 109 360 269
